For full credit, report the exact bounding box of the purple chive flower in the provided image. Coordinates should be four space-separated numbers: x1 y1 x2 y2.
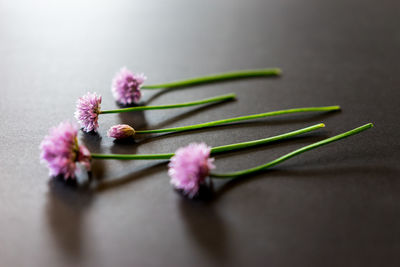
111 67 146 105
74 92 102 132
168 142 215 198
40 121 91 179
107 124 136 139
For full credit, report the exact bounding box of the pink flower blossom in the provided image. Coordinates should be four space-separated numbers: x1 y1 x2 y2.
74 92 102 132
111 67 146 105
40 121 91 179
107 124 136 139
168 143 215 198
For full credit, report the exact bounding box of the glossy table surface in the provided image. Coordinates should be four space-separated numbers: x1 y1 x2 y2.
1 0 399 266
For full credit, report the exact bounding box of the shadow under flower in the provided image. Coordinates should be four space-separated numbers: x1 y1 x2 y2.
79 131 107 181
80 131 102 153
93 161 167 192
45 176 93 262
178 196 228 263
109 136 139 158
117 110 147 130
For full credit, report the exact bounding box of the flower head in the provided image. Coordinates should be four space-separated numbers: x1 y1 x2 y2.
74 92 102 132
40 121 91 179
107 124 136 139
111 67 146 105
168 142 215 198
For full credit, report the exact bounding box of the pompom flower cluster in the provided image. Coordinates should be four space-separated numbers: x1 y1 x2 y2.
112 67 146 105
168 143 215 197
74 92 102 132
40 121 91 179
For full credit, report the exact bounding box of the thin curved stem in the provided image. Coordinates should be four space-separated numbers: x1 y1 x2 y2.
90 123 325 160
140 68 281 89
135 106 340 134
210 123 373 178
100 93 236 114
210 123 325 154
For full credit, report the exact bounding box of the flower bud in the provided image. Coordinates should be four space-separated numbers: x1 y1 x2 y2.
107 124 135 139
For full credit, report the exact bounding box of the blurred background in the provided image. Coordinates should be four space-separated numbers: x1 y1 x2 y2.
0 0 399 266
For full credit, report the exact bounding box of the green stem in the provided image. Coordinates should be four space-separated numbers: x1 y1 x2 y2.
210 123 373 178
140 68 281 89
100 93 236 114
91 123 325 160
135 106 340 134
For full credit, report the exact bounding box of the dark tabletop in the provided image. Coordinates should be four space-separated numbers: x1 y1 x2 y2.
1 0 400 266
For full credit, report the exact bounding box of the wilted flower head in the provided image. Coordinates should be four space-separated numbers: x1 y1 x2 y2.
40 121 91 179
74 92 102 132
168 142 215 198
111 67 146 105
107 124 136 139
